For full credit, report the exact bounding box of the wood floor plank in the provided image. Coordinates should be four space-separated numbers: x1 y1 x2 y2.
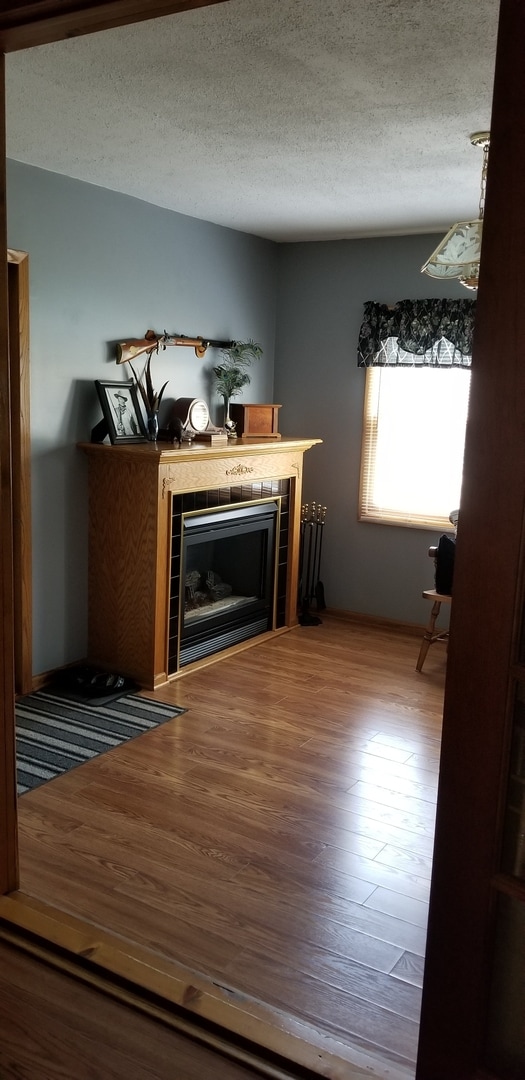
224 948 420 1067
222 933 421 1021
48 773 330 864
278 735 436 788
147 760 438 841
112 845 429 957
390 951 426 988
346 780 438 817
363 887 429 929
371 843 434 878
16 854 244 973
16 616 445 1072
348 764 438 802
309 848 431 902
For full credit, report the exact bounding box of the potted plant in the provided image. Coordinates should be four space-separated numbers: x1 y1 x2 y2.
212 340 263 435
129 353 169 441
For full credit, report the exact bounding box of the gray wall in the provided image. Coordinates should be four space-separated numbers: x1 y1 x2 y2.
274 235 467 625
7 160 277 676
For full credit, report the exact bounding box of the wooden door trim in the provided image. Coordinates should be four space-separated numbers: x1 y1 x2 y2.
0 55 19 896
0 0 230 52
8 249 32 696
1 0 523 1077
416 1 525 1076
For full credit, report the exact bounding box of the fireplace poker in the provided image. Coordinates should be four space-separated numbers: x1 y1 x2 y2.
314 506 327 610
310 503 320 603
298 504 308 607
304 517 314 606
299 502 322 625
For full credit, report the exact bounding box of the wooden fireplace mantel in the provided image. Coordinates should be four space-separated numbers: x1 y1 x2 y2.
79 436 321 687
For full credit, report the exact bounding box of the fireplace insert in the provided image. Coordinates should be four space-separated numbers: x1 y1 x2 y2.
179 500 279 666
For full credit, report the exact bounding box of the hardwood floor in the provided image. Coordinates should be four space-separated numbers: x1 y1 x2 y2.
15 616 445 1076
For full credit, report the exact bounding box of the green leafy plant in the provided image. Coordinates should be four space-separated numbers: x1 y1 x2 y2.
212 340 263 403
130 353 169 416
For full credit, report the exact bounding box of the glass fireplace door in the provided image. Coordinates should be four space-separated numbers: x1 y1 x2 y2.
179 501 278 666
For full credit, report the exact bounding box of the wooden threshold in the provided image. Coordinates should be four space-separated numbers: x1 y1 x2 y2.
0 891 413 1080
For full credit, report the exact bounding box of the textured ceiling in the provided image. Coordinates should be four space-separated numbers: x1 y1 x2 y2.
5 0 500 242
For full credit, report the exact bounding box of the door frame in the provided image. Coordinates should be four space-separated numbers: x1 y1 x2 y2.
8 249 32 696
0 53 18 896
1 2 523 1077
416 2 525 1074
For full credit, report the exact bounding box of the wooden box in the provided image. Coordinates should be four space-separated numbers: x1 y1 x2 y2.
229 403 281 438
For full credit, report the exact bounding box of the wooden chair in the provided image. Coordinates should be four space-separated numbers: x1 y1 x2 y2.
416 588 452 672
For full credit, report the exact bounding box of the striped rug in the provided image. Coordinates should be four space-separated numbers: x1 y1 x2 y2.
15 691 186 795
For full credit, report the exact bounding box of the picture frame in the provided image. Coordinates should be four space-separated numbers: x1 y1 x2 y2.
94 379 148 444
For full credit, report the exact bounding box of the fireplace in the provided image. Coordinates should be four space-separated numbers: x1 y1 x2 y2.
167 479 290 676
179 500 278 666
82 438 320 688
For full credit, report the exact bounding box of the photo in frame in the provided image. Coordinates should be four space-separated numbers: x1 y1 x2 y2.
94 380 148 444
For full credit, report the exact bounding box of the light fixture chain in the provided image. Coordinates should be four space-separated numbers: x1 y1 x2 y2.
479 141 489 220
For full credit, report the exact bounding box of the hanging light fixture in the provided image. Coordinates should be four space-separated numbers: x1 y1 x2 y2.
421 131 490 291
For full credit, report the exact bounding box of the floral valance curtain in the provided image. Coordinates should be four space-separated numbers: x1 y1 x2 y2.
357 298 476 367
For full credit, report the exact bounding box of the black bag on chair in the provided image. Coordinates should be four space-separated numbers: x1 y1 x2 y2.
434 534 456 595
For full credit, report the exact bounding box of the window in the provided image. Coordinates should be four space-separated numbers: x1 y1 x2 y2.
359 363 471 529
357 298 474 529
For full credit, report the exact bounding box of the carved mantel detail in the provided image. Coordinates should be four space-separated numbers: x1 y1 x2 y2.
225 463 255 477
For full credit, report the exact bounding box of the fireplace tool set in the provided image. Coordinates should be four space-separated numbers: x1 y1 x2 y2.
298 502 327 625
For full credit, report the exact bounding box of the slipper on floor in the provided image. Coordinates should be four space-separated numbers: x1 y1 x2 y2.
52 665 138 699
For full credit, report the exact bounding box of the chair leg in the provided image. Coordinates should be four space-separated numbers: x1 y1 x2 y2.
416 600 441 672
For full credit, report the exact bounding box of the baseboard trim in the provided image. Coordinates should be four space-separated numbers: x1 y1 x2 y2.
321 607 424 637
29 658 89 695
30 671 53 692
